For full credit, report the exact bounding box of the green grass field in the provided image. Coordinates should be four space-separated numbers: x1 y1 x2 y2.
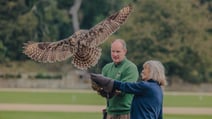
0 90 212 119
0 90 212 107
0 111 102 119
0 111 211 119
164 93 212 107
165 114 212 119
0 91 105 105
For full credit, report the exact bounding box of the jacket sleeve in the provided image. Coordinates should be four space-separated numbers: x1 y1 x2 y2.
113 81 149 95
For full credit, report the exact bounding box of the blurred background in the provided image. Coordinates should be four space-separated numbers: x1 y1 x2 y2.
0 0 211 91
0 0 212 118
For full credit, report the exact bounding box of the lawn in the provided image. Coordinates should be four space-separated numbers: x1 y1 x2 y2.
0 111 102 119
0 91 105 105
0 111 211 119
0 90 212 119
165 114 212 119
0 90 212 107
164 93 212 107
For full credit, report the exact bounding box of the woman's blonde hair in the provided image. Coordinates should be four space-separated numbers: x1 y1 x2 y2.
143 60 167 86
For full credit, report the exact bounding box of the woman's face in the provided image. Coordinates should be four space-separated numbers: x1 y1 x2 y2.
141 64 150 81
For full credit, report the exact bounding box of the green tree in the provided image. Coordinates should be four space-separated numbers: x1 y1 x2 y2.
107 0 212 83
0 0 71 61
1 0 211 84
0 0 32 60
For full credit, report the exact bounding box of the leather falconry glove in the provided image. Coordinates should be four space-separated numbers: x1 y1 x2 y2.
91 81 102 91
91 81 115 99
90 73 114 93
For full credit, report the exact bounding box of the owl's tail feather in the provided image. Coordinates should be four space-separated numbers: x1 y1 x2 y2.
72 47 102 70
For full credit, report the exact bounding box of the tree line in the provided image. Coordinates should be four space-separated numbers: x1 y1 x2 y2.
0 0 211 83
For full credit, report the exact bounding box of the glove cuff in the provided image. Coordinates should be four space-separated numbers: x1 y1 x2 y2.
113 80 121 90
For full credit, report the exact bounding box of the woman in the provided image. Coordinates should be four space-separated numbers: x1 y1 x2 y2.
90 60 167 119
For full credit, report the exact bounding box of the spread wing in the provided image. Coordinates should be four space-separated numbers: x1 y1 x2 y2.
85 4 133 47
23 37 78 63
22 4 133 70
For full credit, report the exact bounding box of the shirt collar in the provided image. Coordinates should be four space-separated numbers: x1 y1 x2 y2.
114 58 127 67
147 79 160 85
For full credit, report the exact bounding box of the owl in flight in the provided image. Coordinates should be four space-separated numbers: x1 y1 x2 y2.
23 4 133 70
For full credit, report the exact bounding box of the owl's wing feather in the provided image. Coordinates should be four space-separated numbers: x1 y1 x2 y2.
86 4 133 46
23 38 77 63
22 4 132 70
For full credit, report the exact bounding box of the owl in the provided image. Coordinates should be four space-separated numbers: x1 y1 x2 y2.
23 4 133 70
